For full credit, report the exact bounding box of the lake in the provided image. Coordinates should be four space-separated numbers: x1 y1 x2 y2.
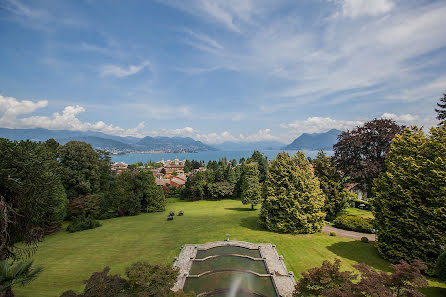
110 150 333 164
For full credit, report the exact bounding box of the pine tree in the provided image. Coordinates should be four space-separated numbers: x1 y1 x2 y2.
373 126 446 274
435 93 446 126
259 152 326 233
241 162 261 210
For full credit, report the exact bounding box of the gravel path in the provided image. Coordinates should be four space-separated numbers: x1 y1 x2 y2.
322 225 376 242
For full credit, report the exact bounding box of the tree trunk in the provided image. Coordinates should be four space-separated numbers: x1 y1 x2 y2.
0 287 15 297
251 204 254 210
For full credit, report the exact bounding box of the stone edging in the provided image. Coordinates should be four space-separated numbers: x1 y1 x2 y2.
172 240 296 297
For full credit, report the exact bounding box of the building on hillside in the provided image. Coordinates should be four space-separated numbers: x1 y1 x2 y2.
160 158 186 166
345 183 368 201
111 162 128 175
164 164 185 173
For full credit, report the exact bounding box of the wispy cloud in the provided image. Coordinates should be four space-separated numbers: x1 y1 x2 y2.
100 61 151 78
336 0 395 19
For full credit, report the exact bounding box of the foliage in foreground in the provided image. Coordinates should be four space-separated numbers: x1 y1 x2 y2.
60 261 193 297
259 152 325 233
0 260 42 297
373 126 446 274
66 216 101 233
333 215 374 234
293 258 428 297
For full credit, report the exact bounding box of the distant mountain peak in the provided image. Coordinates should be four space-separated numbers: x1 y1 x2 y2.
283 129 341 150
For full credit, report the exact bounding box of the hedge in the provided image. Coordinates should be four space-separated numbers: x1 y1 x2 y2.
333 215 374 234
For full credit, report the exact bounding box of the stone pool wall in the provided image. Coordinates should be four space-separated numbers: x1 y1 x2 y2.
172 240 296 297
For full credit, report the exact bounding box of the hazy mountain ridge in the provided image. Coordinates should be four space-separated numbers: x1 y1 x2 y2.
0 128 215 152
283 129 342 150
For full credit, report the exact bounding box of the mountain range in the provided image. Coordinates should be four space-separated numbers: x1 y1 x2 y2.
283 129 341 150
0 128 342 153
0 128 215 153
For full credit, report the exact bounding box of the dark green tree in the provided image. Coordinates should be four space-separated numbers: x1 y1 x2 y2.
436 250 446 281
333 119 405 195
259 152 326 233
241 162 261 210
111 171 140 216
0 139 67 261
373 126 446 274
136 170 166 212
313 151 354 220
247 151 268 183
58 141 101 199
435 93 446 125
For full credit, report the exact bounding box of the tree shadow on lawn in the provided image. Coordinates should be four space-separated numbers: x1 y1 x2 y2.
225 207 257 211
239 216 266 231
420 286 446 297
327 240 392 272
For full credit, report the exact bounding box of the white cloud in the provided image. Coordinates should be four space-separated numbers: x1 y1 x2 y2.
281 117 364 140
182 29 223 50
1 0 48 19
379 113 436 128
161 0 271 32
0 95 145 137
339 0 394 18
101 61 150 78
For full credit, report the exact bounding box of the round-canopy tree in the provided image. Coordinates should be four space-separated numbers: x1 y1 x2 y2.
373 126 446 274
333 118 405 195
259 152 326 233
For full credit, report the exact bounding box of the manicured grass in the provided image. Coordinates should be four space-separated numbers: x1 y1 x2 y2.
340 207 375 219
15 199 445 297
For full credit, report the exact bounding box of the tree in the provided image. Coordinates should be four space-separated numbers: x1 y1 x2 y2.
247 151 268 183
0 260 43 297
58 141 101 199
0 139 67 261
136 170 166 212
259 152 326 233
294 258 428 297
373 126 446 273
111 171 140 216
241 162 261 210
313 151 354 220
435 93 446 125
333 118 405 194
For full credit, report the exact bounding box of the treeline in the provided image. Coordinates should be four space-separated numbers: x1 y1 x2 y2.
0 139 165 261
182 151 268 208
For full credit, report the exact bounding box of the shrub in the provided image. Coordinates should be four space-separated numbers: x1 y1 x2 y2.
436 251 446 281
361 237 369 243
330 232 336 236
333 215 374 233
66 216 101 233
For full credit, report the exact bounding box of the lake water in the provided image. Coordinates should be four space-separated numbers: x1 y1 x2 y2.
110 150 333 164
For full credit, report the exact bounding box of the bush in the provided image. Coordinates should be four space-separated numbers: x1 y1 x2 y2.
333 215 374 233
68 194 102 219
436 251 446 281
330 232 336 236
361 237 369 243
66 216 101 233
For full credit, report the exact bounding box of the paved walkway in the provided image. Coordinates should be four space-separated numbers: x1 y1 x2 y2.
322 225 376 241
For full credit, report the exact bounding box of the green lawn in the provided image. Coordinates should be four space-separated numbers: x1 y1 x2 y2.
15 199 445 297
340 207 375 219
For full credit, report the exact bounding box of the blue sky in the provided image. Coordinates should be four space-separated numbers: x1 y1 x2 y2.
0 0 445 144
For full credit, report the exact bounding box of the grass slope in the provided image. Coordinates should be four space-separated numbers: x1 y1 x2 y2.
16 199 445 297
